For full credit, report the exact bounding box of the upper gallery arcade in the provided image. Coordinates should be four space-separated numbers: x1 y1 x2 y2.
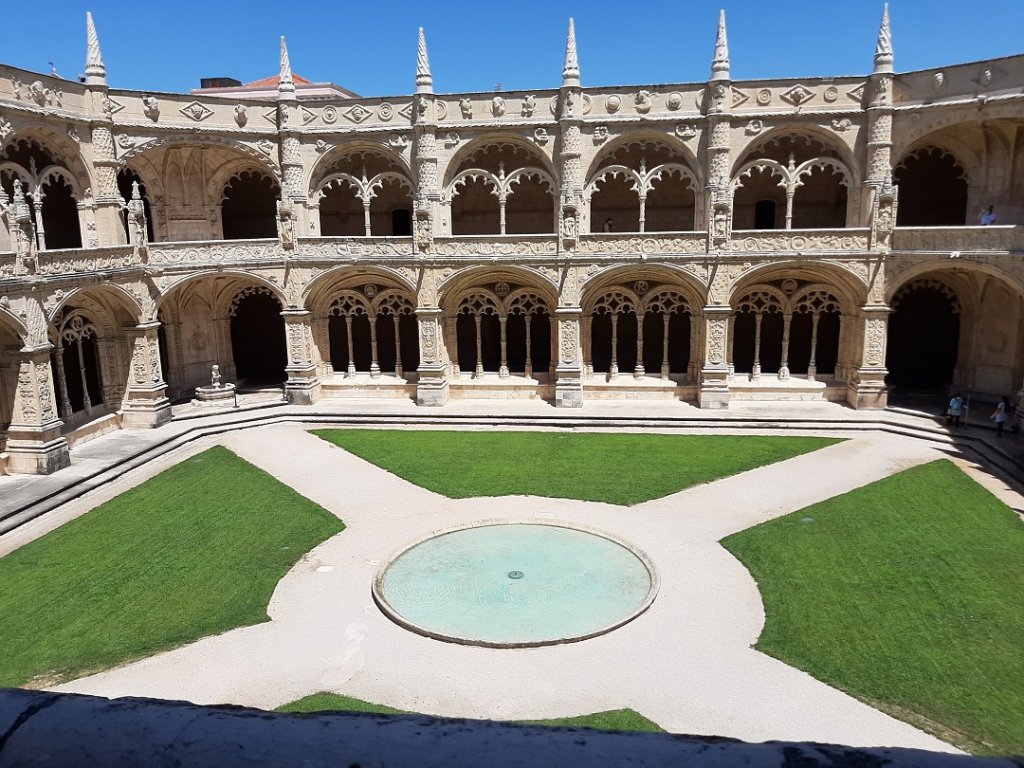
1 6 1023 475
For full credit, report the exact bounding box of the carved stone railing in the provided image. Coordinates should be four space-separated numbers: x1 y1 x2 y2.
10 227 1018 284
578 232 706 256
0 245 136 279
149 239 281 266
295 236 415 259
432 234 558 258
892 226 1024 253
726 229 871 254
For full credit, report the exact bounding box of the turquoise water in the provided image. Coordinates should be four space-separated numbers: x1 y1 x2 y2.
378 524 654 646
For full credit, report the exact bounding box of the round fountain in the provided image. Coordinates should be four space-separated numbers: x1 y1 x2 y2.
373 522 658 647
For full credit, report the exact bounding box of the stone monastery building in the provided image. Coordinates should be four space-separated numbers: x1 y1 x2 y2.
0 7 1022 475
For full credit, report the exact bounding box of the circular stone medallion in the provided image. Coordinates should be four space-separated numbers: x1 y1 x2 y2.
374 523 658 647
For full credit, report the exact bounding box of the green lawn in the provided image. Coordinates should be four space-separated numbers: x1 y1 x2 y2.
722 459 1024 755
311 430 839 505
0 446 343 688
276 693 663 732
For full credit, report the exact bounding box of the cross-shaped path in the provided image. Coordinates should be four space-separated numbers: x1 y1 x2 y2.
55 423 957 750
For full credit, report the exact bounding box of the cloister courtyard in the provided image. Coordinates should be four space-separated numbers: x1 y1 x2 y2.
0 399 1022 755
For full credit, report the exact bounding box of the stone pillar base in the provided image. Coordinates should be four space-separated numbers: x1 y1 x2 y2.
698 368 731 409
554 372 584 407
416 369 449 406
847 373 888 410
121 392 172 428
284 371 322 405
5 424 70 475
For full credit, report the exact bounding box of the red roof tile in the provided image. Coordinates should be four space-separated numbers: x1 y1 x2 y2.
243 73 313 87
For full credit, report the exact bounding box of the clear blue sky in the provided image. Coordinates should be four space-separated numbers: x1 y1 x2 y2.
7 1 1024 96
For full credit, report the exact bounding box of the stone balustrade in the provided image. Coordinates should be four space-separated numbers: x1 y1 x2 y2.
3 227 1024 284
891 226 1024 253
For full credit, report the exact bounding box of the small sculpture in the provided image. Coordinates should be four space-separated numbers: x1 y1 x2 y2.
521 95 536 117
459 98 473 119
211 364 222 388
142 95 159 121
277 198 296 250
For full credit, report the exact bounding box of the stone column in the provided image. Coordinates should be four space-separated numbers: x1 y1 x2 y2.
121 322 172 428
415 307 448 406
5 345 70 474
847 304 890 409
281 309 321 404
554 307 584 408
698 306 731 409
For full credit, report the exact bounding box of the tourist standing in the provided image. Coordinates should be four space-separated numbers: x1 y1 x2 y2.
992 396 1009 436
947 392 963 427
980 205 997 225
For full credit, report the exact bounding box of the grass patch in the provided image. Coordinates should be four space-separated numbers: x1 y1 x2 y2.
722 459 1024 755
311 430 839 505
277 692 407 715
519 708 664 732
275 693 663 732
0 446 343 688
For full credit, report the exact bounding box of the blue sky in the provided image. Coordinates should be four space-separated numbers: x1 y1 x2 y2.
7 1 1024 96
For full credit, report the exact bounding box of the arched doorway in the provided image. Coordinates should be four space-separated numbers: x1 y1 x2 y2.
894 148 968 226
221 170 279 239
229 288 287 384
887 279 961 390
732 291 785 378
51 312 104 419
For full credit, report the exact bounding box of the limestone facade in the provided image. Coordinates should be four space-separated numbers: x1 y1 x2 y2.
1 8 1024 473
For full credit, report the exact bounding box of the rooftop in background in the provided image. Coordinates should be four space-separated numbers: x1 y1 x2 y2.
191 73 359 101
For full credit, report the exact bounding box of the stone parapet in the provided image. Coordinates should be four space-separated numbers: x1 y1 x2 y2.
1 688 1011 768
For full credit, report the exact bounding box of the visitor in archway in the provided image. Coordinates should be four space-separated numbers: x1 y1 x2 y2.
991 396 1010 436
603 218 613 233
947 392 963 427
979 205 997 225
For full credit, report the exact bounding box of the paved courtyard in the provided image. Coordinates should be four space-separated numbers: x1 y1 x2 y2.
3 410 1017 752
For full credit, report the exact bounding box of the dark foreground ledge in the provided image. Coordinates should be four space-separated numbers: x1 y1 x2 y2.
0 688 1020 768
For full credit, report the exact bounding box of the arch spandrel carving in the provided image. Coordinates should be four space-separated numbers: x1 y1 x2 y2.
436 265 559 308
302 265 419 312
118 136 282 181
724 259 871 309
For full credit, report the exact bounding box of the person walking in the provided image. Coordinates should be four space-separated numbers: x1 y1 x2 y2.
992 396 1010 436
947 392 963 427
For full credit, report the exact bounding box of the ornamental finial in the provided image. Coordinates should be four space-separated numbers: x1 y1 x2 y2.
279 36 296 100
416 27 433 94
873 3 894 74
85 11 107 86
711 10 730 82
562 18 580 88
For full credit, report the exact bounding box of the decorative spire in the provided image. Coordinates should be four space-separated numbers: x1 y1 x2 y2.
562 18 580 88
416 27 433 94
278 36 296 101
873 3 894 74
84 11 107 87
710 10 730 82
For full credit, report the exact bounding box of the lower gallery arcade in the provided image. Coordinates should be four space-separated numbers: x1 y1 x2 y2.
2 257 1022 475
